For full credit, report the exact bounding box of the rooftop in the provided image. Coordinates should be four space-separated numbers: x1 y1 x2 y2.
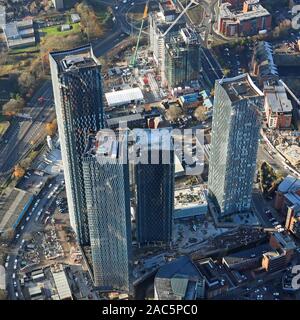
264 82 293 114
84 130 128 161
278 175 300 193
52 269 72 300
50 45 99 73
219 1 270 21
220 73 264 102
174 186 207 210
155 256 203 300
105 88 144 107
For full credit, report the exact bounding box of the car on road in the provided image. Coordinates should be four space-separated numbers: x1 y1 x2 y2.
13 281 17 287
15 292 19 298
20 225 25 231
12 273 16 279
5 262 8 268
26 216 30 222
15 234 20 240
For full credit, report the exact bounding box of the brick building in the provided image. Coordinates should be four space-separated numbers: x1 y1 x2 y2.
217 0 272 37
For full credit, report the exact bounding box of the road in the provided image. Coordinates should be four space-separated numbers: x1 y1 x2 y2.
0 82 54 184
3 0 147 299
0 0 142 187
6 175 65 300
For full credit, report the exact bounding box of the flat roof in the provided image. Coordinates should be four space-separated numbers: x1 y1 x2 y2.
264 84 293 113
278 175 300 193
174 187 207 210
105 88 144 107
220 73 264 102
107 113 144 127
50 45 99 73
52 270 72 300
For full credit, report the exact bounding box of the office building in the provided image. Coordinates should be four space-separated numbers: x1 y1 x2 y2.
135 129 175 245
208 73 264 217
83 131 132 293
49 45 105 245
165 27 201 88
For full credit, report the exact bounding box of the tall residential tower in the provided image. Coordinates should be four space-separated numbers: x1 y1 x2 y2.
49 45 105 245
134 129 175 245
83 131 132 293
208 73 264 217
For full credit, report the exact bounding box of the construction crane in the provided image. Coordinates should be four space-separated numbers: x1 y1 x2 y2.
130 1 149 68
161 0 199 38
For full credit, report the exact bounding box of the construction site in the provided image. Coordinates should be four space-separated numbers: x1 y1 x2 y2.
101 0 217 133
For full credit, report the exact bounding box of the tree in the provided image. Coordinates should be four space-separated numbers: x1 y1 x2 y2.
18 72 36 96
2 98 25 115
45 119 57 137
13 164 25 178
194 106 207 122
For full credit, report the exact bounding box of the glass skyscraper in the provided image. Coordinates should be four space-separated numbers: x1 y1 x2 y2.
83 131 132 293
134 129 175 245
49 45 105 245
208 73 264 217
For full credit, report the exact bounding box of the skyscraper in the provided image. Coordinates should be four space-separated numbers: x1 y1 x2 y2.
208 73 264 217
165 27 201 88
49 45 105 245
82 131 132 293
134 129 174 245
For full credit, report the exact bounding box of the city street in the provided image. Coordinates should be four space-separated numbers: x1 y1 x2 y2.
5 175 64 300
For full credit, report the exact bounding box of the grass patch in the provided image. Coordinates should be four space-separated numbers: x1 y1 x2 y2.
10 45 40 55
40 23 81 37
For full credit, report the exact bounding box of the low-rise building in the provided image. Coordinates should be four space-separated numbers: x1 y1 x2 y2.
174 186 208 221
217 0 271 37
264 81 293 129
269 232 296 263
261 250 288 272
52 267 73 300
285 204 300 238
105 88 144 108
222 243 272 271
251 41 279 86
275 175 300 212
154 256 205 300
3 19 36 49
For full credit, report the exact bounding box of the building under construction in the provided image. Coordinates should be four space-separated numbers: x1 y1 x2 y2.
165 27 201 88
148 0 201 88
149 0 186 85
